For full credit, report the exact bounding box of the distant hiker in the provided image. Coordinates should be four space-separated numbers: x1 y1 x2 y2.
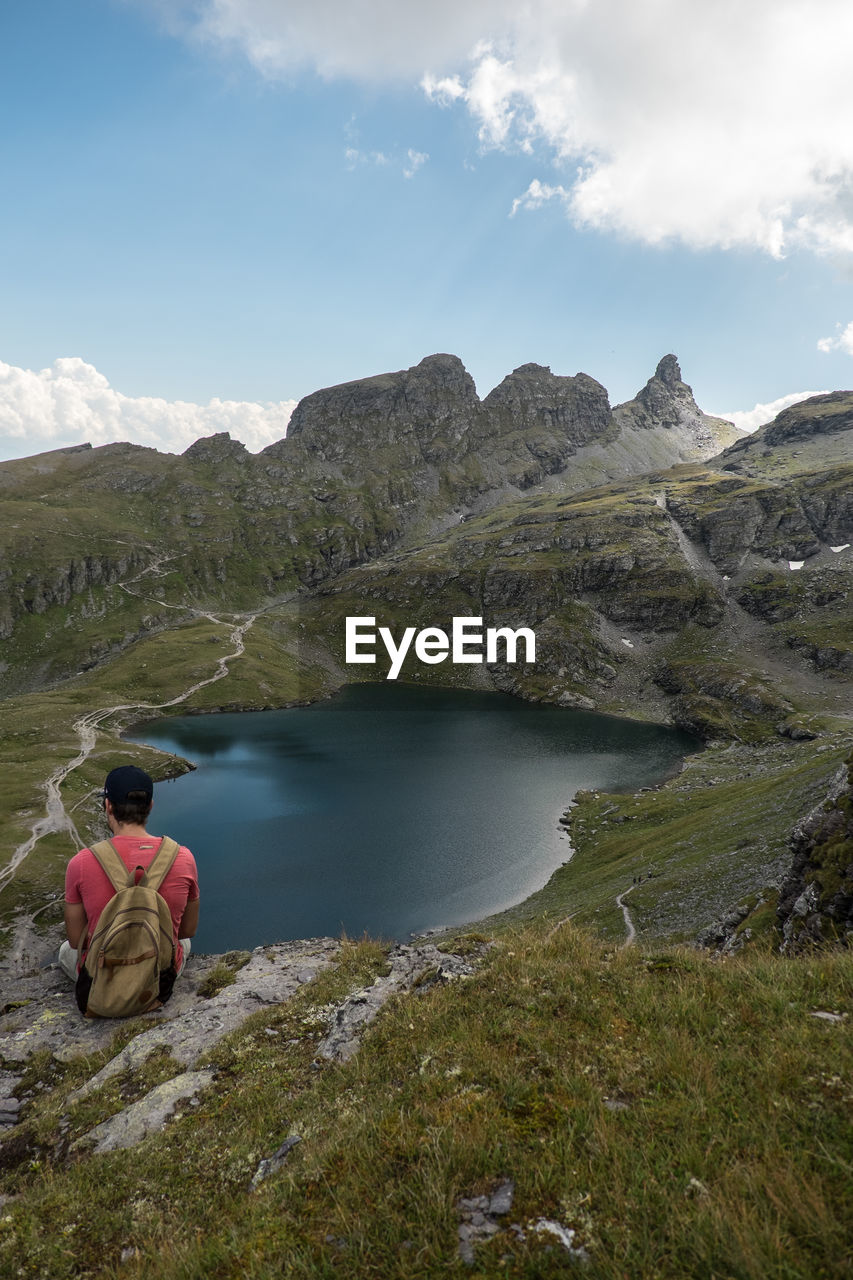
59 765 199 1017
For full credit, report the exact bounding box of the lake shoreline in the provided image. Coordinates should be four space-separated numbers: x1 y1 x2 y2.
124 683 701 952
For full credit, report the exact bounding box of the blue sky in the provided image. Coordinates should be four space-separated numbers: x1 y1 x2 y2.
1 0 852 459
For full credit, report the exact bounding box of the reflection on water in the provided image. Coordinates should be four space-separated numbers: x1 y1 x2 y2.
127 683 698 950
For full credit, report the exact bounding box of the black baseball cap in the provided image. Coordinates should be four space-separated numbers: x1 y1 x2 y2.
103 765 154 805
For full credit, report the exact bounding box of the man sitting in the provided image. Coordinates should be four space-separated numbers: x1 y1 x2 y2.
59 765 199 991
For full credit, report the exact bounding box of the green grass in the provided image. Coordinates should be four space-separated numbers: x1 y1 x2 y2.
480 738 852 944
196 951 253 999
1 930 851 1279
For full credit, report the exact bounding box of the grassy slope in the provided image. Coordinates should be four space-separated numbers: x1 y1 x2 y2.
484 739 850 943
1 930 851 1279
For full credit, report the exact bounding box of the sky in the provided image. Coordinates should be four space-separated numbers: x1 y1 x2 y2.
1 0 852 460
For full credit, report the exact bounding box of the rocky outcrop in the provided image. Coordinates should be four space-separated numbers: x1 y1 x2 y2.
777 758 853 952
795 469 853 547
785 634 853 674
284 354 479 466
317 943 478 1062
74 1071 216 1154
7 551 147 621
716 392 853 476
756 393 853 448
0 932 482 1157
633 355 702 430
0 935 341 1067
665 479 825 574
654 658 793 740
478 364 613 473
615 355 738 449
182 432 250 465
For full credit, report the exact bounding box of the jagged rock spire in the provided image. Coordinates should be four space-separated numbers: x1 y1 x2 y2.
655 354 682 387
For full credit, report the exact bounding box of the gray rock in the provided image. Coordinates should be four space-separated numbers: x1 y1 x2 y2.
0 1070 22 1100
778 761 853 953
0 939 338 1073
456 1180 516 1263
249 1135 302 1190
317 943 475 1063
74 1071 215 1153
68 940 339 1102
489 1180 515 1215
182 433 250 465
529 1218 591 1262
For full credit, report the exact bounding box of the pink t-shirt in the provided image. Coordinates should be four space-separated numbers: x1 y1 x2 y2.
64 835 199 971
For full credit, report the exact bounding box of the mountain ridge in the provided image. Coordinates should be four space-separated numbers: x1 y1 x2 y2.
0 351 849 954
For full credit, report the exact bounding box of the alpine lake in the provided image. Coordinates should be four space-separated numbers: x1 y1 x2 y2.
126 683 699 951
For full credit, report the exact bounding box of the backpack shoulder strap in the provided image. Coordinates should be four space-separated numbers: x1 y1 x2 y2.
144 836 180 892
88 839 133 892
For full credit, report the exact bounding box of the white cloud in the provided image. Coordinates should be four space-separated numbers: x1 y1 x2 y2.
0 357 295 462
711 390 829 435
188 0 509 80
403 149 429 179
817 321 853 356
510 179 571 218
345 145 427 178
176 0 853 258
345 147 390 170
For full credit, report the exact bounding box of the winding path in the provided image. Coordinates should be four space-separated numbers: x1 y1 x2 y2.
0 608 257 894
615 884 637 946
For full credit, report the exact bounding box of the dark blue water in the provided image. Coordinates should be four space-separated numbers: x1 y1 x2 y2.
127 684 697 950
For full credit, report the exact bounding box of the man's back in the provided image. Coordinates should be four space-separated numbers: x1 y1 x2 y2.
65 834 199 969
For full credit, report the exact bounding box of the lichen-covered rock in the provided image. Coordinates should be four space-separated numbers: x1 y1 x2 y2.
317 943 477 1063
73 1071 215 1154
0 938 339 1070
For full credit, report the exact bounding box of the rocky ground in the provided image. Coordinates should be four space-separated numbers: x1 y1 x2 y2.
0 925 480 1159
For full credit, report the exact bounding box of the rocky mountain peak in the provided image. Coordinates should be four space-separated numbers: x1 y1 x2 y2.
655 354 682 387
183 433 250 465
283 353 480 464
624 352 706 431
412 352 474 385
715 390 853 474
510 362 553 377
635 354 699 423
610 354 741 457
481 364 612 447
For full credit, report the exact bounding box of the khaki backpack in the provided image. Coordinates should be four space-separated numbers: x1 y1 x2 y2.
75 836 180 1018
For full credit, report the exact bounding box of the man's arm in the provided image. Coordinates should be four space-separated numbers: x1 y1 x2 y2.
64 902 87 949
178 898 199 939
